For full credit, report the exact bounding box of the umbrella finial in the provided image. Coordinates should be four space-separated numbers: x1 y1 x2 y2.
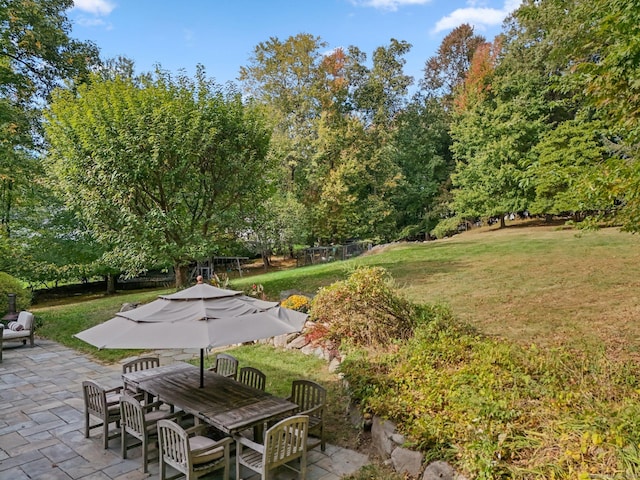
196 275 204 284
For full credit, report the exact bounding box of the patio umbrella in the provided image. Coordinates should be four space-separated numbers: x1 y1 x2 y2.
75 278 309 387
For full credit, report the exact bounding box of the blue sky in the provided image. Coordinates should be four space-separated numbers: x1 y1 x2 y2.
69 0 521 87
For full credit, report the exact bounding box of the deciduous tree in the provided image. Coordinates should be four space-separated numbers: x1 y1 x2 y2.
45 67 272 288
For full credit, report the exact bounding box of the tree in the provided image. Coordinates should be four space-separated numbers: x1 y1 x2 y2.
45 67 272 288
0 0 98 240
421 24 485 106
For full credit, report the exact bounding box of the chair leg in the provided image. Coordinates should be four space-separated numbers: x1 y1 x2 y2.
84 412 90 438
121 427 127 459
103 417 109 449
142 435 148 473
299 451 307 480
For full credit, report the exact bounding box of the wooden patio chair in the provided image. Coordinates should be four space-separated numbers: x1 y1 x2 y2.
288 379 327 451
82 380 123 449
209 352 238 379
120 393 174 473
122 356 160 374
157 419 232 480
122 356 160 401
238 366 266 391
235 414 309 480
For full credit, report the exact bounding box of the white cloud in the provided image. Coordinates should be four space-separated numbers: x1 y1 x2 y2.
433 0 522 34
351 0 432 12
73 0 116 16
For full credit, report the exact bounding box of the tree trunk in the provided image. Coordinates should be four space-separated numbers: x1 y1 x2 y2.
175 264 190 289
106 273 117 294
500 215 506 229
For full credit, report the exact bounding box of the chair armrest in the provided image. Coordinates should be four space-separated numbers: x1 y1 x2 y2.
105 385 123 395
142 400 165 412
299 405 324 417
236 433 264 453
185 424 209 436
190 436 232 457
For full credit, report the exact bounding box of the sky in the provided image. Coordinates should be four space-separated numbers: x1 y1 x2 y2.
68 0 522 88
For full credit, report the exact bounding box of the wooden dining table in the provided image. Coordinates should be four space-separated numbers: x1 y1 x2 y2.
122 362 299 435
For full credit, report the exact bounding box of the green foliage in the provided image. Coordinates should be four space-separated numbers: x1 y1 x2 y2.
430 216 463 239
0 272 31 313
340 317 640 479
45 67 272 286
309 266 417 348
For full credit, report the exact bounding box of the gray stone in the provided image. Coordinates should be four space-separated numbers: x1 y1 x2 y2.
390 433 406 445
286 335 310 350
371 416 397 458
391 446 424 478
119 302 140 312
422 460 456 480
272 333 289 347
328 357 341 373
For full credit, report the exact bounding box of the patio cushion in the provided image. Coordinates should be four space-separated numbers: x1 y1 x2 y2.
8 321 23 331
189 435 224 464
17 312 34 330
2 329 30 339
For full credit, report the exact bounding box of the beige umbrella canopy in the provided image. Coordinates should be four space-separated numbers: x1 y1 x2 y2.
75 279 308 386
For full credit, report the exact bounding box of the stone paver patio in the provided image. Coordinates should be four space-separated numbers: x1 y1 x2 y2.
0 339 370 480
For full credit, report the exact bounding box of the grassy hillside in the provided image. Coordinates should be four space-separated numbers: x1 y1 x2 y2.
235 223 640 359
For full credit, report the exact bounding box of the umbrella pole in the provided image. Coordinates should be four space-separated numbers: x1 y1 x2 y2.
200 348 204 388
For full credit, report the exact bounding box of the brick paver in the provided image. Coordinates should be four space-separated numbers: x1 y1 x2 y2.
0 339 369 479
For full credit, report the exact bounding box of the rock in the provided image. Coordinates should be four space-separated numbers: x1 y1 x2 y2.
328 357 341 373
347 403 364 428
422 460 456 480
371 416 397 458
391 446 424 478
286 335 310 350
272 333 288 347
390 433 406 446
120 302 140 312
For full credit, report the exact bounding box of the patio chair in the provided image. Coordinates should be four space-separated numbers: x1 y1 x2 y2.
209 352 238 379
157 419 232 480
288 380 327 451
122 356 160 401
122 356 160 374
82 380 123 449
235 414 309 480
2 311 35 347
120 393 175 473
238 366 266 391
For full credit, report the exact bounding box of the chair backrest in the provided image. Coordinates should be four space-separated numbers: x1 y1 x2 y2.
17 311 34 330
238 366 266 391
82 380 107 416
157 419 191 472
122 356 160 374
263 415 309 469
290 380 326 417
120 394 146 438
214 353 238 379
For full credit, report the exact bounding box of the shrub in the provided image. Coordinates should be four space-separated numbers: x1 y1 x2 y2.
340 316 640 479
0 272 31 315
309 266 417 348
431 216 463 239
281 294 311 313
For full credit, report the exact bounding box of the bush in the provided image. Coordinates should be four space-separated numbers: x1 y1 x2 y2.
340 316 640 479
309 266 417 349
431 216 463 239
0 272 31 315
281 294 311 313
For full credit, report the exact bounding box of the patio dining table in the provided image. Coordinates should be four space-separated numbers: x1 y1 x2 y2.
122 362 298 435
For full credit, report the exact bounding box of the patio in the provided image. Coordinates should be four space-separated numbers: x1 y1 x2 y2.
0 339 370 479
